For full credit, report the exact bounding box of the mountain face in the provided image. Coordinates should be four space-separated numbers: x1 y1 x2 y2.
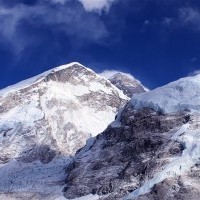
0 62 128 199
108 73 148 98
63 74 200 200
1 62 200 200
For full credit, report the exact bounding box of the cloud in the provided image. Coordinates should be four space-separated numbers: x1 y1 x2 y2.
0 5 29 52
50 0 67 4
0 1 109 53
142 6 200 33
99 69 135 79
162 17 173 26
191 57 197 62
179 7 200 29
78 0 116 12
189 70 200 76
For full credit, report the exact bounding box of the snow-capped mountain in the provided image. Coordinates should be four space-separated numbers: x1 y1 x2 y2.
100 71 148 98
63 74 200 200
0 62 129 199
2 62 200 200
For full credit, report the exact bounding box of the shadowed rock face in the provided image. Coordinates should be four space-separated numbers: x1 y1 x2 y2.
109 73 147 98
136 163 200 200
63 104 191 199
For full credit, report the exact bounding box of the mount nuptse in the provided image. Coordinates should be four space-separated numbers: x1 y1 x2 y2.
64 74 200 200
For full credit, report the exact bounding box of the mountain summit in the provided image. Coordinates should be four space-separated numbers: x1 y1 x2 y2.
100 70 148 98
109 72 148 98
0 62 129 158
0 62 129 199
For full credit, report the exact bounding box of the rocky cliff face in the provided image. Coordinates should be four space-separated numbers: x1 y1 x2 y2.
0 62 129 199
63 104 192 199
108 73 147 98
63 74 200 200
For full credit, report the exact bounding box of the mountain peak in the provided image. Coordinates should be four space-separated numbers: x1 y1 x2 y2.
100 70 148 98
0 62 91 97
0 61 128 159
0 61 129 199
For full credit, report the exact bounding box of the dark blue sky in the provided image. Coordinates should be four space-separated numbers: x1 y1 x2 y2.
0 0 200 89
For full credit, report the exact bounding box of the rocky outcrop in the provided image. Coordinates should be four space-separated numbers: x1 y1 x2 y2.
136 162 200 200
63 103 192 199
108 73 147 98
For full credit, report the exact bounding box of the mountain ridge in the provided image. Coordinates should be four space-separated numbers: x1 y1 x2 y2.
0 62 131 200
63 73 200 200
2 62 199 200
0 62 99 97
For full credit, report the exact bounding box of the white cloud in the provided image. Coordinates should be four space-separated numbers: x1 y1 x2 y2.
0 5 30 52
0 2 108 53
179 7 200 29
152 7 200 32
99 70 136 79
162 17 173 26
191 57 197 62
189 70 200 76
78 0 116 12
50 0 67 4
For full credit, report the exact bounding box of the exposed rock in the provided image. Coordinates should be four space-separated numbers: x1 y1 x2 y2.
63 104 191 199
108 73 147 98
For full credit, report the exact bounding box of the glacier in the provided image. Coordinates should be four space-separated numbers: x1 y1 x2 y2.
131 74 200 113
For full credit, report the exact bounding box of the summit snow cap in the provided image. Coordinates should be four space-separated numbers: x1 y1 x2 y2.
131 74 200 113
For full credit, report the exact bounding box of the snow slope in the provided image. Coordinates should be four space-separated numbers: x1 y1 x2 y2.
0 62 128 200
0 62 104 97
0 62 128 155
132 74 200 113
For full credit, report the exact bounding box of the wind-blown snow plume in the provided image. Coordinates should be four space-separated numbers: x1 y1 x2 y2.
99 70 134 79
99 70 149 97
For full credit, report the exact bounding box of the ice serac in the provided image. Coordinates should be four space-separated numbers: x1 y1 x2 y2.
0 62 128 199
63 74 200 200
